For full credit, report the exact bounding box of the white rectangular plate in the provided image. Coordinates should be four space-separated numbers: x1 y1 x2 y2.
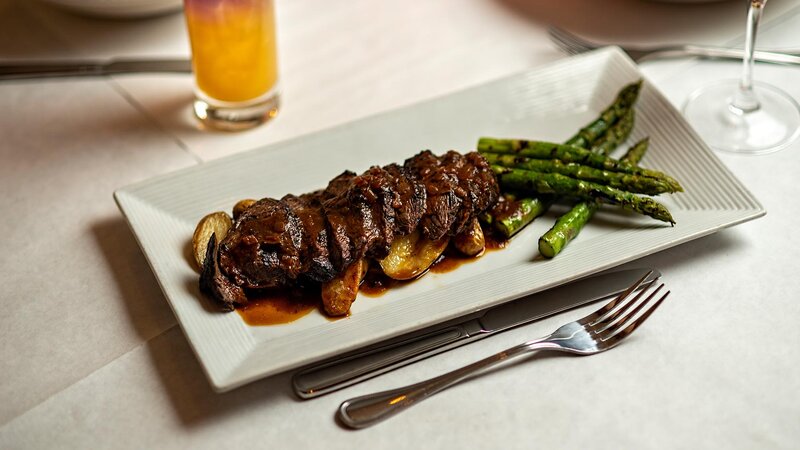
115 48 764 391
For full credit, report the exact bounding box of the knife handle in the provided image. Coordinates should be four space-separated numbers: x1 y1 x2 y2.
292 324 478 399
0 63 105 80
0 59 192 80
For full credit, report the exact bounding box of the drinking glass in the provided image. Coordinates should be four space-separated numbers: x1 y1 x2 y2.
183 0 280 131
682 0 800 155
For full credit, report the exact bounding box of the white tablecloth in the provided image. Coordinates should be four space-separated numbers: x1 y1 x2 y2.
2 0 799 448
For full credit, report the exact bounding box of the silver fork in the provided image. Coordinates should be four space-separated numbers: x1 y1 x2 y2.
337 270 669 429
548 26 800 66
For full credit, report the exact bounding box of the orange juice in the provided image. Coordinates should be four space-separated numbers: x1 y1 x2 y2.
184 0 279 103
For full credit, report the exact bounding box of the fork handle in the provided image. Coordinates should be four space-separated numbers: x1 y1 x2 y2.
337 340 556 428
640 45 800 65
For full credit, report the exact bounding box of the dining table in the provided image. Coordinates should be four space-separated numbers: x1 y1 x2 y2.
2 0 800 448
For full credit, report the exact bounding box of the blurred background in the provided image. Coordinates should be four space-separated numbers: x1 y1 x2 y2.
4 0 792 62
1 0 797 158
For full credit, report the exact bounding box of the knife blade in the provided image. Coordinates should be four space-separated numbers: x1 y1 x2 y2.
0 58 192 80
292 267 660 399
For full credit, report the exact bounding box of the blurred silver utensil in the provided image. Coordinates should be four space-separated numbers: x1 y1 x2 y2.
548 26 800 65
338 270 669 429
0 58 191 80
293 268 659 399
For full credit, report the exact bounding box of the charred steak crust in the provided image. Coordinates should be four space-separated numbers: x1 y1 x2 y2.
200 233 247 311
281 193 336 283
217 198 304 289
382 163 426 235
201 150 499 310
320 171 360 272
404 150 499 240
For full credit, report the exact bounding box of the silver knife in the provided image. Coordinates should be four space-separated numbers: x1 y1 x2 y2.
0 58 192 80
635 46 800 65
292 267 659 399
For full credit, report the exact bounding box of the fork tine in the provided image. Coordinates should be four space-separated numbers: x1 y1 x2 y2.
605 283 664 334
547 27 595 54
599 287 669 343
548 28 583 55
577 270 654 326
547 27 579 54
590 282 662 332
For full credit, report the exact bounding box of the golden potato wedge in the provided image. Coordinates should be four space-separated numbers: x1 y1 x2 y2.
379 230 449 280
192 211 232 271
232 199 257 221
322 259 368 316
453 218 485 257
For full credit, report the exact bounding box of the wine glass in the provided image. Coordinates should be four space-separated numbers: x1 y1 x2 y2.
682 0 800 155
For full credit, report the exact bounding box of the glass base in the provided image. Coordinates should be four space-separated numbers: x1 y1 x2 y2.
193 90 280 132
683 80 800 155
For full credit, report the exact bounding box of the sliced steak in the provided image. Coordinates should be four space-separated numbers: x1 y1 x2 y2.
383 163 426 235
217 197 303 288
281 193 336 283
404 150 499 239
404 150 463 240
320 171 359 272
203 150 500 312
349 166 399 259
200 233 247 311
440 150 500 235
463 151 500 226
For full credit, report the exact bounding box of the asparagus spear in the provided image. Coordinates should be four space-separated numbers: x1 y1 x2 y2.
483 191 551 236
536 105 641 257
565 80 642 148
622 136 649 163
488 82 644 237
490 195 553 237
481 151 674 195
479 138 682 192
537 201 596 259
590 108 634 155
491 165 675 223
538 138 652 258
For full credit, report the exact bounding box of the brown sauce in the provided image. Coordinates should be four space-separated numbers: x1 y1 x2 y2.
237 226 510 324
489 195 519 222
359 265 414 298
236 288 319 325
484 228 509 250
429 251 475 273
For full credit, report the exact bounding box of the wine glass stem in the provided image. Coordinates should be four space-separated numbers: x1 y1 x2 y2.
731 0 766 114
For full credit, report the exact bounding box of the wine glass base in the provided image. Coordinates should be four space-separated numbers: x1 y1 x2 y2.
683 80 800 155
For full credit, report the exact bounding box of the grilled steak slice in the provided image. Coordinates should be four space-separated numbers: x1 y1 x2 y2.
320 171 363 272
200 233 247 311
466 151 500 222
217 197 304 288
404 150 463 240
404 150 499 239
446 151 500 235
404 150 457 240
349 166 401 260
382 163 426 235
323 167 403 268
282 193 336 283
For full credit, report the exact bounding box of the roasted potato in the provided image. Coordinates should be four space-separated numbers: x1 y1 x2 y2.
452 218 485 257
379 230 448 280
192 211 232 271
232 199 257 221
321 259 368 316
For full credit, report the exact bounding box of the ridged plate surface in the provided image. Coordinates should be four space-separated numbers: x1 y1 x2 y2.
115 48 764 391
